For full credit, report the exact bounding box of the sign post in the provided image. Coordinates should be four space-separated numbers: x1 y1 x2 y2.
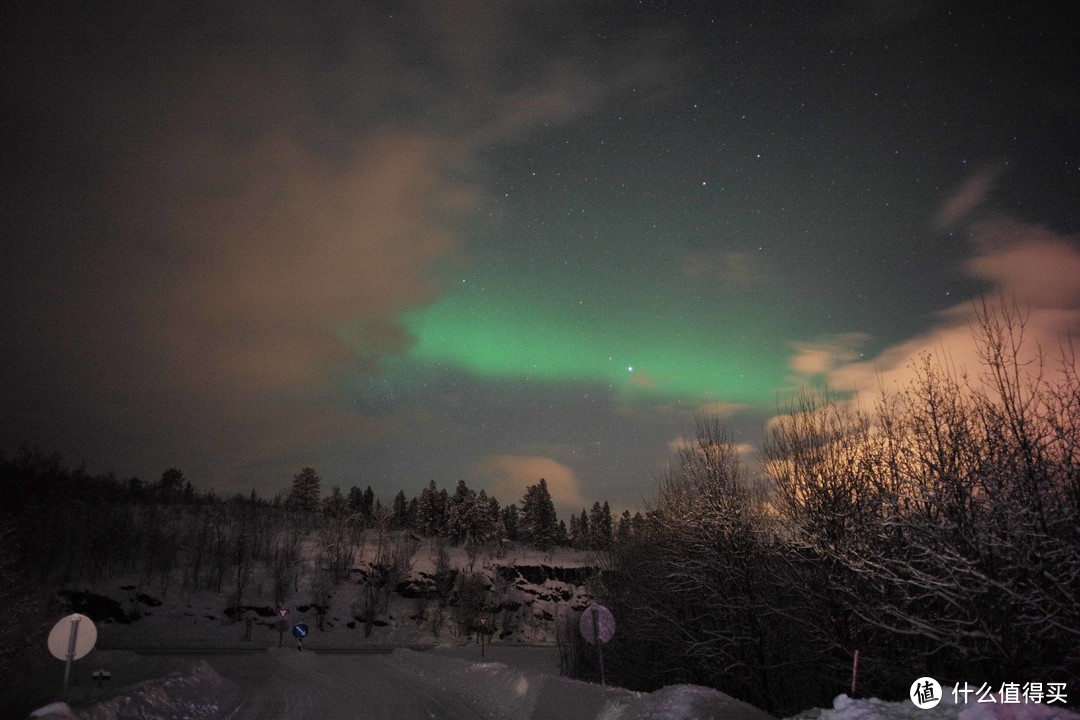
92 669 111 689
477 616 488 658
292 621 309 652
579 603 615 686
277 608 289 648
47 614 97 701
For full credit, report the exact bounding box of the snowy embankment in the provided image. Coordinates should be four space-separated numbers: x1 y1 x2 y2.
31 661 240 720
30 647 777 720
30 649 1080 720
790 692 1079 720
26 539 1080 720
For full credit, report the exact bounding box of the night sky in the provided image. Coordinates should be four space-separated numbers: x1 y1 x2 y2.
3 2 1078 514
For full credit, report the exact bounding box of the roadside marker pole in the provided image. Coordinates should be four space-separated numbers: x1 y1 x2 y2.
851 650 860 697
61 616 80 702
48 613 98 703
593 607 605 686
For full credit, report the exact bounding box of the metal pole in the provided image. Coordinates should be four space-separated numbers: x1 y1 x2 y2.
851 649 860 697
61 617 80 702
592 607 604 686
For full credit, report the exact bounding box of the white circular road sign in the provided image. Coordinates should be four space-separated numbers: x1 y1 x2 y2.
579 604 616 645
48 613 97 661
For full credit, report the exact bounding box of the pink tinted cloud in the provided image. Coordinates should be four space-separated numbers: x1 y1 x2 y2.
826 187 1080 398
788 333 872 380
935 165 1002 227
965 219 1080 307
470 454 590 517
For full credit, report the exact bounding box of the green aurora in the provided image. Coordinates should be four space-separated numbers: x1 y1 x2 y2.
396 274 797 405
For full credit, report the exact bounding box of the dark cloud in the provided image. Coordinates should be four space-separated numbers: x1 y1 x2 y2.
0 1 663 492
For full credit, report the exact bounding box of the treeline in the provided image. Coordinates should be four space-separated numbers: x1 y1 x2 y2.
589 302 1080 715
286 470 641 551
0 448 634 675
0 453 637 591
0 447 635 633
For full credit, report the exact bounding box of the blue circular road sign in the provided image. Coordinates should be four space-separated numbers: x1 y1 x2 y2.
292 622 309 638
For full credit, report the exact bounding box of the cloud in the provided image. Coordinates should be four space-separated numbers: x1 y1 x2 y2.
470 454 590 516
764 170 1080 451
666 436 756 460
788 333 872 379
965 219 1080 307
824 219 1080 397
935 165 1002 228
0 2 619 490
0 39 472 486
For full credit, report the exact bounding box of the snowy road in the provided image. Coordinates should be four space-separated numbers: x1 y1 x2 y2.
33 645 783 720
207 650 488 719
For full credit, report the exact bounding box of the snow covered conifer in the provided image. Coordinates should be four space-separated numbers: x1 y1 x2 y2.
287 467 321 513
519 478 559 549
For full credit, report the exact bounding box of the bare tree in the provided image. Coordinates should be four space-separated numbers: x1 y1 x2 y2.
606 418 797 709
763 298 1080 693
602 300 1078 713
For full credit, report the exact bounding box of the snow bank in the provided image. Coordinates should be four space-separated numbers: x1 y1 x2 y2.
391 649 777 720
789 693 1079 720
28 703 79 719
67 661 241 720
48 648 1077 720
35 648 776 720
390 648 638 718
625 684 778 720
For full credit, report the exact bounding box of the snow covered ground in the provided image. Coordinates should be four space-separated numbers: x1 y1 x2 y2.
20 537 1079 720
790 692 1079 720
67 537 600 650
29 649 1080 720
28 645 777 720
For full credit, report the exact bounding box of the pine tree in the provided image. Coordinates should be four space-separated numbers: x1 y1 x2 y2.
588 501 613 549
616 509 633 544
360 487 375 524
288 467 321 513
446 480 476 543
347 486 363 513
445 481 498 547
576 508 590 548
323 485 348 518
520 478 559 549
391 490 409 528
158 468 185 504
406 497 419 530
435 488 449 535
501 503 519 541
416 480 441 536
